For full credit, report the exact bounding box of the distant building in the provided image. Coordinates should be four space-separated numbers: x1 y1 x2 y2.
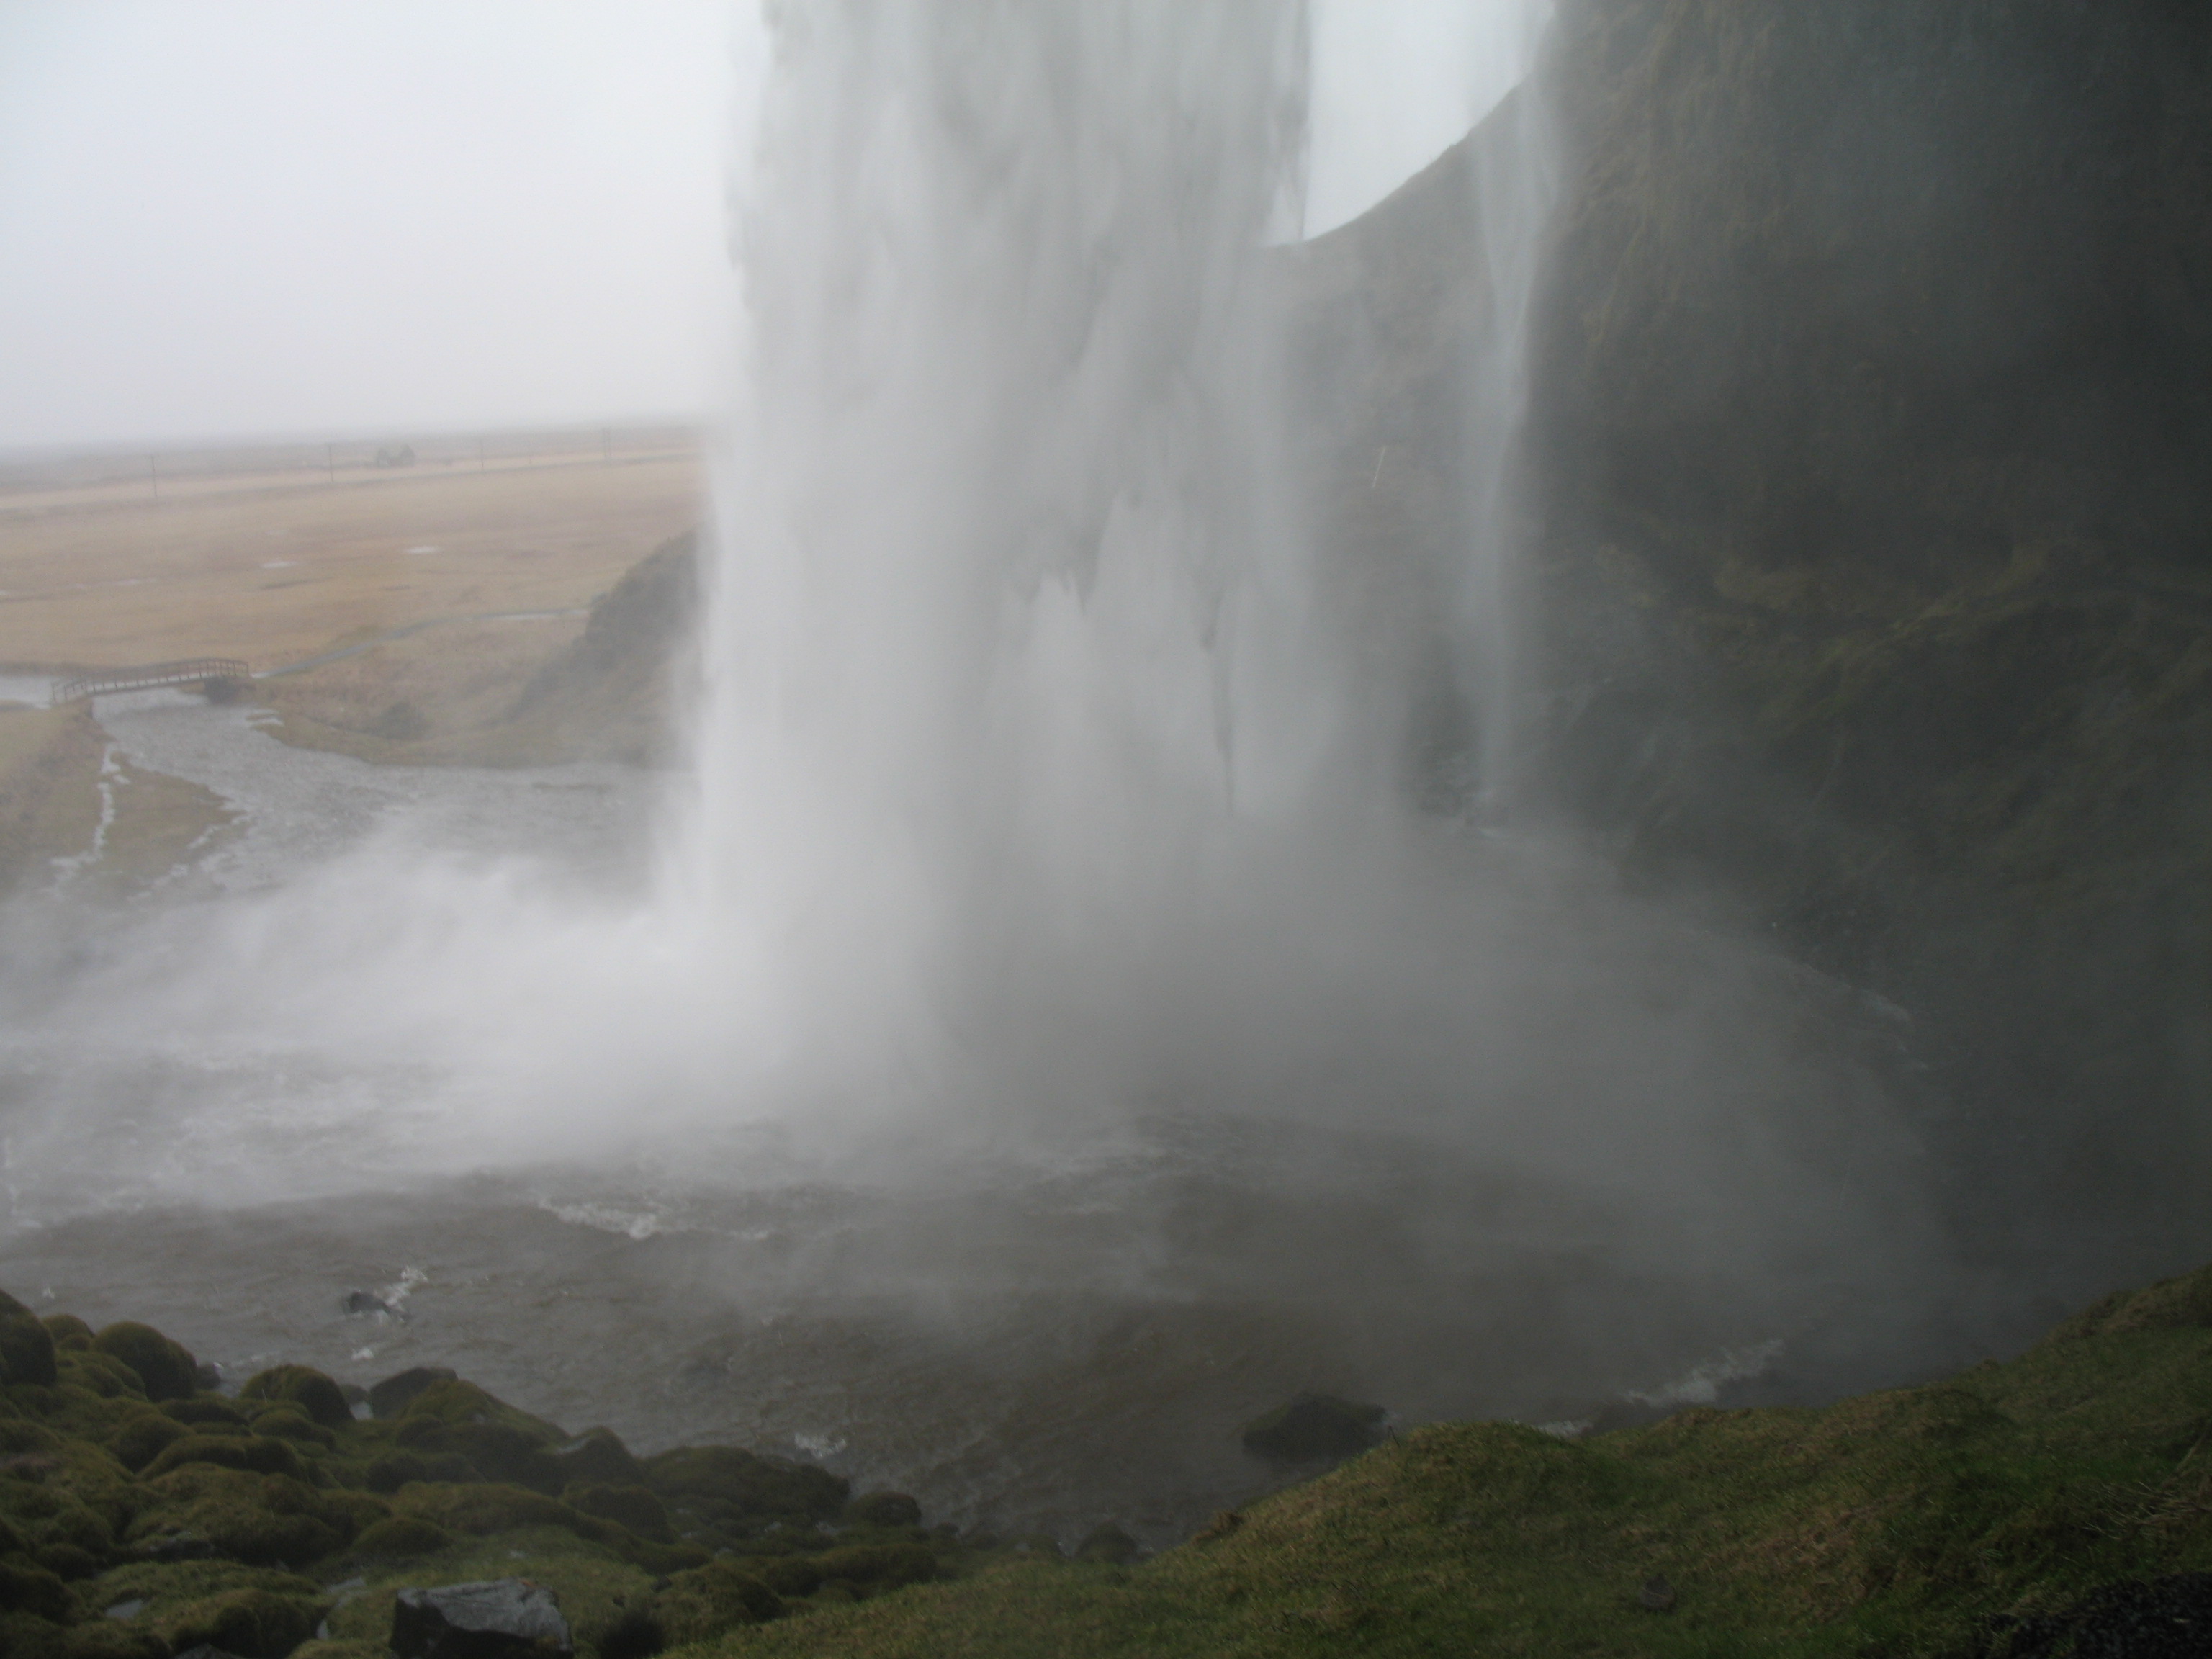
374 444 417 468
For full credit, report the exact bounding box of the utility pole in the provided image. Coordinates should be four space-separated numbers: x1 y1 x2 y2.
601 427 611 466
325 442 336 485
149 454 159 504
477 436 486 473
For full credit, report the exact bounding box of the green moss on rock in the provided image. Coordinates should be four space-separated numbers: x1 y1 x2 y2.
652 1558 785 1643
350 1514 456 1558
87 1326 194 1404
238 1365 353 1431
639 1444 848 1525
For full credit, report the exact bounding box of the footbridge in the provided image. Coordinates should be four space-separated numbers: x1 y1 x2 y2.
50 657 252 706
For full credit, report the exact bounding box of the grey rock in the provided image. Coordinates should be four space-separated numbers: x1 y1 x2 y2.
392 1578 572 1659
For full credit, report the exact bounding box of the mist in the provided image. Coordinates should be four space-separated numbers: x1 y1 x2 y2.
0 0 2083 1544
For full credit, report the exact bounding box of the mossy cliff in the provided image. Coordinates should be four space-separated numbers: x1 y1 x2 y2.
1289 1 2212 1293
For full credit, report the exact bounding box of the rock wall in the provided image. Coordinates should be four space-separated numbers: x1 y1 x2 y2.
1512 1 2212 1284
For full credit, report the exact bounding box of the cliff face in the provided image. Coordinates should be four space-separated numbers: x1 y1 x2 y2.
1514 2 2212 1281
1286 1 2211 1290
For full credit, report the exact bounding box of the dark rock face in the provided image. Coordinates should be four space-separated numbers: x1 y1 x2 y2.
391 1578 573 1659
1290 0 2212 1295
1512 0 2212 1286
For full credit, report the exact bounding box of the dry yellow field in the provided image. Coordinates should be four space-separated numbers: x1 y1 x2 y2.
0 444 703 895
0 450 703 673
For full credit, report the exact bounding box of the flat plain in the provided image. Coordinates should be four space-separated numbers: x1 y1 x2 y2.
0 436 704 894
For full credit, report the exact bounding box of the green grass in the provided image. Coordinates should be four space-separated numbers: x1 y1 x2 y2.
683 1267 2212 1658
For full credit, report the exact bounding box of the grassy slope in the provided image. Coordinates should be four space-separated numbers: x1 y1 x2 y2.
691 1265 2212 1658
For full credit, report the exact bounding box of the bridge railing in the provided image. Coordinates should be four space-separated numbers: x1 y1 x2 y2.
50 657 252 706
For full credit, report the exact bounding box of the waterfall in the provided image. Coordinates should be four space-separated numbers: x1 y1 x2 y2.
666 1 1570 1142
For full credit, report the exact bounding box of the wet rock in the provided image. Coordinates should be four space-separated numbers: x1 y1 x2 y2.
390 1578 572 1659
844 1491 922 1529
1238 1394 1387 1462
338 1292 400 1321
1639 1574 1676 1612
90 1324 197 1403
238 1366 352 1430
368 1368 457 1421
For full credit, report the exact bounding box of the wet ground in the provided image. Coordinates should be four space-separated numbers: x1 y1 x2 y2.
0 689 1990 1546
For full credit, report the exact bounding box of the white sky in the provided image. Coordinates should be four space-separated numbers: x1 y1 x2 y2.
0 1 1536 451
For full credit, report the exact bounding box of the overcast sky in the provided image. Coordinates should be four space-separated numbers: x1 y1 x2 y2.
0 1 1539 451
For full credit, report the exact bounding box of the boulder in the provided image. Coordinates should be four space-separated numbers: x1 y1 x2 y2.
238 1366 352 1430
0 1292 60 1388
561 1483 669 1542
390 1578 572 1659
90 1324 197 1403
1238 1394 1387 1462
367 1369 457 1421
546 1429 639 1490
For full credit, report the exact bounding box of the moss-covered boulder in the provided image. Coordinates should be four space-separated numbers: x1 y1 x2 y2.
161 1396 251 1430
0 1290 60 1388
37 1316 92 1353
562 1482 670 1542
123 1467 354 1567
365 1366 455 1421
547 1426 641 1490
140 1433 305 1483
387 1481 598 1543
103 1408 189 1475
651 1559 784 1643
87 1325 194 1403
391 1380 565 1491
248 1406 338 1449
239 1364 353 1431
55 1350 149 1403
639 1444 848 1525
